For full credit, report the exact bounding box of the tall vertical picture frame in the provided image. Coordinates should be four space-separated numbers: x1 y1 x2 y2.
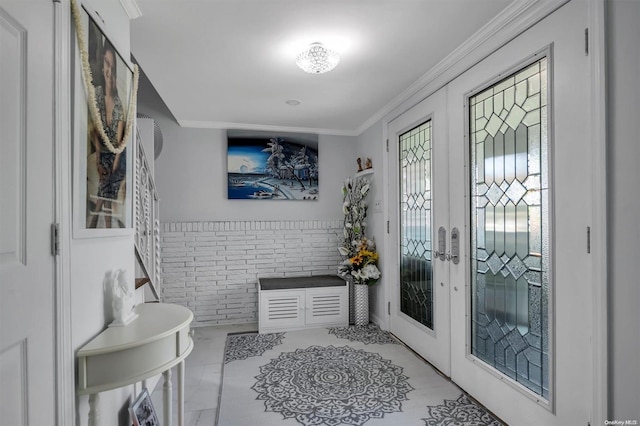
72 6 135 238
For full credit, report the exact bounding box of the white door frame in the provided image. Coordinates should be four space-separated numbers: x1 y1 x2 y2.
380 0 606 423
54 0 75 424
586 1 607 423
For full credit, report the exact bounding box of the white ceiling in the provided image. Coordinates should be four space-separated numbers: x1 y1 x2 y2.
130 0 513 136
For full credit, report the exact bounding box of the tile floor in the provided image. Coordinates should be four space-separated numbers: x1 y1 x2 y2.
150 323 258 426
149 323 501 426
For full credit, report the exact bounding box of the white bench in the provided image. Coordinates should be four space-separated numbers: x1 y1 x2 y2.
258 275 349 333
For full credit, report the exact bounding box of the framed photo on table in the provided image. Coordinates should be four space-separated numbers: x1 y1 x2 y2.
130 388 159 426
72 6 135 238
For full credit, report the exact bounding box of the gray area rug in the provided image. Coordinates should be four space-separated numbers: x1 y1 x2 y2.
218 326 503 426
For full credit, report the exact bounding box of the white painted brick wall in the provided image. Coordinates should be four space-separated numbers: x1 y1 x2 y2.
159 220 344 327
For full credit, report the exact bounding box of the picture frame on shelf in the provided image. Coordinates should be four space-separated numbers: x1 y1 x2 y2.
130 388 159 426
72 6 135 238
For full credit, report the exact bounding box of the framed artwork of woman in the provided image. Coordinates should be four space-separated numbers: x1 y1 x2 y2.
73 7 135 237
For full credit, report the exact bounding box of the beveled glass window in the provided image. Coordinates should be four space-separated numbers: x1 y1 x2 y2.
399 120 433 330
469 57 549 398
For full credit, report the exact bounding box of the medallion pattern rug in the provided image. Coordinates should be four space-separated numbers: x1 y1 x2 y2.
218 327 503 426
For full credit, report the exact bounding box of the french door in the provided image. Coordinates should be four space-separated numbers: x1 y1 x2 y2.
388 1 593 424
388 87 451 376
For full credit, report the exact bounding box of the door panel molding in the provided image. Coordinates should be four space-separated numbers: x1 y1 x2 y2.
0 8 27 268
0 340 28 426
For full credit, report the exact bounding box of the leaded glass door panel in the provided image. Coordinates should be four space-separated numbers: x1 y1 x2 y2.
400 120 433 330
388 87 451 376
469 57 550 398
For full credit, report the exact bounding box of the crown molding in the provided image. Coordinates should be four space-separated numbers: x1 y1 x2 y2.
178 120 359 137
176 0 569 138
119 0 142 19
356 0 569 134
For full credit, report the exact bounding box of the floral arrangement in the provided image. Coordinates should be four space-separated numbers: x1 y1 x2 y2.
338 176 381 285
339 176 370 254
339 237 381 286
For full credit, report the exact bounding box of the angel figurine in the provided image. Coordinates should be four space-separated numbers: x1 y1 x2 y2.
108 269 138 327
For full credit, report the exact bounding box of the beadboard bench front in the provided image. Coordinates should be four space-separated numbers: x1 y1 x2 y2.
258 275 348 333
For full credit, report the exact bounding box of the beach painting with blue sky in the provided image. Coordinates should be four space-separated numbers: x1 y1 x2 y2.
227 130 319 200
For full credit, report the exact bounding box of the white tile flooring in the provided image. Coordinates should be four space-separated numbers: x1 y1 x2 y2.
150 323 258 426
149 323 501 426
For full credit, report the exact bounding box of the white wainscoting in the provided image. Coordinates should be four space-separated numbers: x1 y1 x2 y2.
160 220 344 326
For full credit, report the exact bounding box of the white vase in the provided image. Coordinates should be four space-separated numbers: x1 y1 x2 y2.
354 284 369 326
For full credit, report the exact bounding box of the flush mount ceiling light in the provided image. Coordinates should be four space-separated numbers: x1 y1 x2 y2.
296 42 340 74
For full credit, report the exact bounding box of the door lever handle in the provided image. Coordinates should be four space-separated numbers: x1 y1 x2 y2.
436 227 447 261
450 227 460 264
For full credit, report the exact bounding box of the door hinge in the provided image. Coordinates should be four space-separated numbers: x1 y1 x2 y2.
388 301 391 315
584 28 589 56
587 226 591 253
386 139 389 152
51 223 60 256
387 220 390 233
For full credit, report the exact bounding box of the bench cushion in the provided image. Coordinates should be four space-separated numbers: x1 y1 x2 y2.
259 275 346 291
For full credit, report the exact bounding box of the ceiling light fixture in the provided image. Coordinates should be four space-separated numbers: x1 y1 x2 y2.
296 42 340 74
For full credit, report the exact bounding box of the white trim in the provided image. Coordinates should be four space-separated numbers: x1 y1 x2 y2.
588 0 608 423
119 0 142 20
380 117 391 332
177 1 571 139
363 0 570 135
53 1 75 425
178 120 359 137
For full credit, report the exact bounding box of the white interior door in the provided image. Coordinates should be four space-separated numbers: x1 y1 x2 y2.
0 1 57 425
388 87 451 376
447 1 592 424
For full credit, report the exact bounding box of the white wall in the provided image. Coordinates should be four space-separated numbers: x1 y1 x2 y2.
138 75 357 222
137 67 360 325
606 0 640 419
70 1 139 424
355 121 387 327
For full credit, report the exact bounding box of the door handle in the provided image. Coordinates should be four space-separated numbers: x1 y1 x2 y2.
434 227 447 261
449 227 460 264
